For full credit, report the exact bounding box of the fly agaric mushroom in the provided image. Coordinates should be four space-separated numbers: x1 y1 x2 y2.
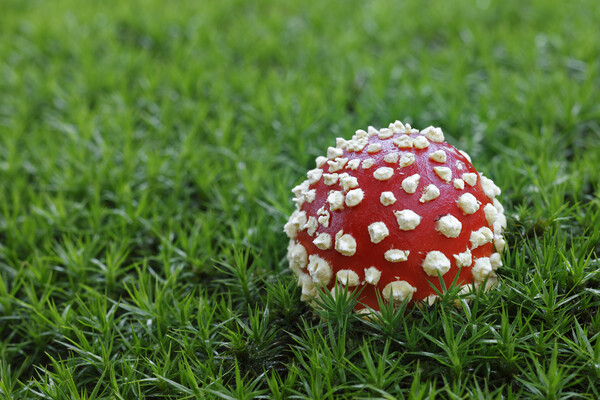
284 121 507 311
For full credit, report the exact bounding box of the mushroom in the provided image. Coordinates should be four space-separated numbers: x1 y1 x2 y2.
284 121 507 311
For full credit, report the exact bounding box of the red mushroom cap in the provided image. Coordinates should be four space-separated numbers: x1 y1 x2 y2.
284 121 507 311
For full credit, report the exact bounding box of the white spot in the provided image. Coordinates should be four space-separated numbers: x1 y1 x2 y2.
454 249 472 268
323 173 339 186
422 251 451 276
346 140 362 152
313 233 332 250
436 214 462 238
394 209 422 231
299 273 317 301
380 191 397 206
294 185 315 207
401 174 420 194
336 269 360 287
470 227 493 249
307 254 333 285
382 281 416 303
399 152 415 168
336 138 348 149
305 189 316 203
484 203 498 225
378 128 394 139
420 126 445 142
364 267 382 285
347 159 360 170
307 169 323 184
304 216 318 236
283 221 298 239
453 179 465 189
462 173 478 187
351 130 370 152
327 147 343 160
393 136 413 148
287 210 307 233
493 198 505 214
494 214 507 233
335 231 357 256
338 173 359 191
296 211 308 227
458 284 474 295
292 180 309 199
434 166 452 182
345 189 364 207
293 195 306 208
367 126 379 136
459 150 472 163
290 254 305 276
385 249 410 262
471 257 492 284
362 158 375 169
425 294 439 306
367 143 382 154
327 157 348 172
394 120 412 134
480 226 495 241
368 221 389 244
356 308 374 318
494 235 506 253
384 152 399 163
429 150 447 163
457 193 480 214
317 210 330 228
419 184 440 203
413 136 430 149
327 191 345 211
480 175 501 199
288 243 308 270
374 167 394 180
315 156 327 168
490 253 502 270
284 210 302 239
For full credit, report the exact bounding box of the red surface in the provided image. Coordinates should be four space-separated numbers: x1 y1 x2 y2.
295 132 495 310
